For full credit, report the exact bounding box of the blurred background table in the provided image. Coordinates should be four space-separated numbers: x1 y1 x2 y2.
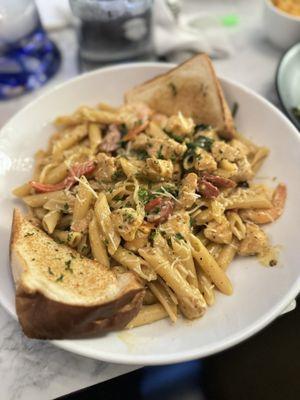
0 1 295 400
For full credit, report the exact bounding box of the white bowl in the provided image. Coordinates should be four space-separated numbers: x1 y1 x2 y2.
0 63 300 365
264 0 300 49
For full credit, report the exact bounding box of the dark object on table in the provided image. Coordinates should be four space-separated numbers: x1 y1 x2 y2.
69 0 154 71
0 0 60 100
276 42 300 131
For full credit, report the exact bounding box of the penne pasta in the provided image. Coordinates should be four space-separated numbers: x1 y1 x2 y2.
88 216 110 267
126 304 168 329
42 210 61 234
189 233 233 295
112 246 156 281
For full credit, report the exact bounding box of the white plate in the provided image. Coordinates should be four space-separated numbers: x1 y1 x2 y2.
0 63 300 365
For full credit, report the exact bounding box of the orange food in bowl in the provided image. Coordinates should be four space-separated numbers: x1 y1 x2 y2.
273 0 300 16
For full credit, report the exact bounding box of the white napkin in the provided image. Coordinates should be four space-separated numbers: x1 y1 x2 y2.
36 0 234 60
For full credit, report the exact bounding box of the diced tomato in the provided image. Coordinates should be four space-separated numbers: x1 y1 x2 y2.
198 180 220 199
144 197 163 212
145 197 174 224
122 121 149 142
202 173 236 189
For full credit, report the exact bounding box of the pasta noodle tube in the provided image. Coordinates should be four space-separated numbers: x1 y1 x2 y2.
52 230 82 248
72 180 95 229
12 183 32 198
88 123 102 154
171 238 198 288
112 246 156 281
89 217 110 267
42 162 69 184
139 247 206 319
149 280 178 322
52 124 88 155
42 210 61 234
126 304 168 329
189 233 233 295
217 238 239 270
197 271 215 306
23 190 72 208
94 193 120 255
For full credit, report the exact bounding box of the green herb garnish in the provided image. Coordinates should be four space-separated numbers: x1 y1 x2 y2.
175 233 184 241
186 135 214 152
48 267 54 275
24 232 34 237
168 82 177 97
165 131 184 143
56 274 64 282
138 187 150 204
63 203 69 212
156 144 164 159
65 259 73 273
149 229 157 246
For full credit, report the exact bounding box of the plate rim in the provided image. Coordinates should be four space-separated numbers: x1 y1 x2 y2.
1 61 300 365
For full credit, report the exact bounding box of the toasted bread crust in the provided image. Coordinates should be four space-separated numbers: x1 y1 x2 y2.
125 53 234 138
16 284 144 339
10 209 145 339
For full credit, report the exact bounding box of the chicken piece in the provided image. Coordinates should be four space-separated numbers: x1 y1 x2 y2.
111 207 144 242
233 157 254 182
143 158 173 181
119 102 153 129
194 148 217 172
165 112 195 136
230 139 250 157
204 218 232 244
179 173 198 208
211 141 239 162
95 153 117 182
238 222 269 256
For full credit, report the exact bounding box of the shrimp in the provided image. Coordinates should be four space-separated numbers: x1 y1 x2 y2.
239 183 287 224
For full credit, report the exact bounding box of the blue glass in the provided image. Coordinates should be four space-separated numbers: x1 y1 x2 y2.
0 6 60 100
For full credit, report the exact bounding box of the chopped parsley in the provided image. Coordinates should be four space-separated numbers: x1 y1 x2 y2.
175 233 185 241
134 149 149 160
65 259 73 273
166 132 184 143
67 232 72 243
124 211 134 223
138 187 150 204
156 144 164 159
149 229 158 246
103 239 109 246
167 237 173 248
113 194 127 202
195 124 210 132
56 274 64 282
48 267 54 275
119 123 128 136
112 170 126 181
186 135 214 152
63 203 69 212
168 82 177 97
24 232 34 237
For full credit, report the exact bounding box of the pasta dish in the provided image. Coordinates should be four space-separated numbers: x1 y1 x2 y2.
12 101 287 328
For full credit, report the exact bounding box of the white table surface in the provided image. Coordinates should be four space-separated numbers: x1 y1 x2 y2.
0 1 295 399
